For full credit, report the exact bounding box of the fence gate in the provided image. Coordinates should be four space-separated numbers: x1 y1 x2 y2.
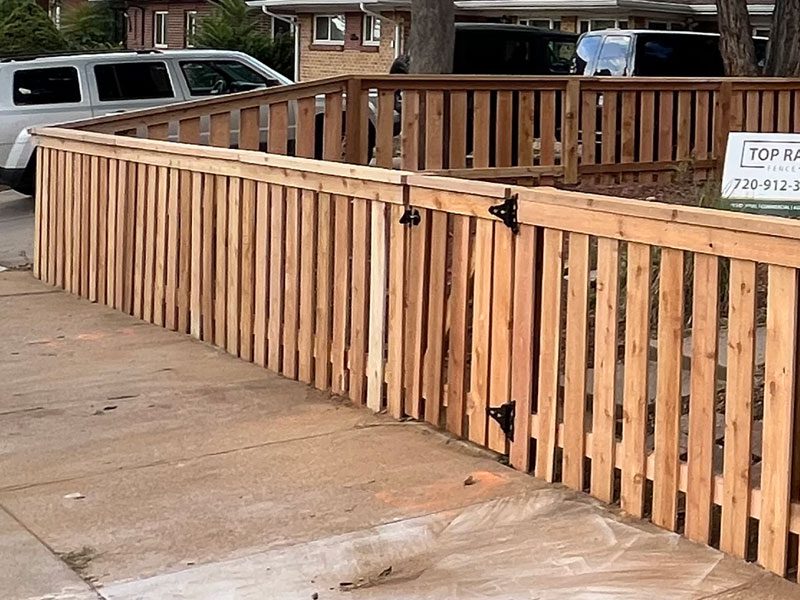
391 178 537 468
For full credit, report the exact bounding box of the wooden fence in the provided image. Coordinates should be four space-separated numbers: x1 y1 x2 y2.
33 125 800 582
73 75 800 185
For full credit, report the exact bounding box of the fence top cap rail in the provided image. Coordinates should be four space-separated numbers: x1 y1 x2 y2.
63 75 350 132
360 74 800 84
33 126 409 186
407 172 800 241
523 185 800 241
406 173 503 197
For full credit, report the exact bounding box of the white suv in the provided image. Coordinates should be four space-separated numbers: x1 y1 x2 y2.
0 49 292 194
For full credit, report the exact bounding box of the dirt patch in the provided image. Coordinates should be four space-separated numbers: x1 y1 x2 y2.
58 546 98 584
557 176 723 209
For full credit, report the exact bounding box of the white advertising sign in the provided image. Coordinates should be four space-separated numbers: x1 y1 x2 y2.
721 132 800 215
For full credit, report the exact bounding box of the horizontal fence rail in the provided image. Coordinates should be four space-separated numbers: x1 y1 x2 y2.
34 125 800 582
72 75 353 163
74 75 800 186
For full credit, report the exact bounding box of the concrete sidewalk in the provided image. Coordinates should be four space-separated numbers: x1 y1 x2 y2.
1 271 797 600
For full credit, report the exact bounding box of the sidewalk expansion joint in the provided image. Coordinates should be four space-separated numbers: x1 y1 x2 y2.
0 426 362 494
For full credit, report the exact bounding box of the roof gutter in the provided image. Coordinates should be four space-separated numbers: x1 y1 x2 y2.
359 3 402 58
685 2 773 13
247 0 408 8
245 0 772 14
261 7 300 81
454 0 774 16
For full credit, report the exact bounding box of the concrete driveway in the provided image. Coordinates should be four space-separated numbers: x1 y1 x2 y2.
0 189 34 269
2 271 798 600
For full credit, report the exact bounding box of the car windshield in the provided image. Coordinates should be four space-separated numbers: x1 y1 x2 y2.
547 39 576 74
180 60 280 96
574 35 601 74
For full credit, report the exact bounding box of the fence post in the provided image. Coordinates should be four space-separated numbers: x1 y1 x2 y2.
345 77 366 165
563 79 580 185
714 81 732 171
32 146 41 279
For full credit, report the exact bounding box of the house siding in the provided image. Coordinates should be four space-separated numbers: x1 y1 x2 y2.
560 16 578 32
126 1 272 50
299 12 403 80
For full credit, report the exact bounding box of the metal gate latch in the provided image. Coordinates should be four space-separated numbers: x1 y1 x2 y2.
399 207 421 226
488 191 519 234
487 401 515 442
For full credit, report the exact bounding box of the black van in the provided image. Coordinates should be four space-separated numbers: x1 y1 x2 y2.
573 30 768 76
453 24 577 75
392 23 577 75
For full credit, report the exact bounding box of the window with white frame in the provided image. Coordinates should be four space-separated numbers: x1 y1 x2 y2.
50 3 62 29
579 19 627 33
154 11 168 48
313 15 345 44
517 18 561 30
363 14 381 45
753 27 770 38
185 11 197 47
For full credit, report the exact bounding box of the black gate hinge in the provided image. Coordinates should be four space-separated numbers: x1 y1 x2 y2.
488 191 519 235
399 207 421 226
487 400 515 442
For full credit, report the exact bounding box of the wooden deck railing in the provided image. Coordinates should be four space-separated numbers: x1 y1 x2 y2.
363 76 800 183
33 125 800 581
72 75 800 185
71 75 353 162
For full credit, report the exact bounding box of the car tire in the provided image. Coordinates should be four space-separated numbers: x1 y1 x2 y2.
14 159 36 196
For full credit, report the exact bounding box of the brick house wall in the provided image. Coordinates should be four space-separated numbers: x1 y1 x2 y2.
127 2 212 49
298 11 404 80
127 1 273 50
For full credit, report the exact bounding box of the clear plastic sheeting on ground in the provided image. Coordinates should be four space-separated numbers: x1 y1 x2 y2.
102 488 766 600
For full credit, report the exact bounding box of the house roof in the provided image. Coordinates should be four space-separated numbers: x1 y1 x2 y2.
246 0 774 16
457 0 774 15
248 0 408 11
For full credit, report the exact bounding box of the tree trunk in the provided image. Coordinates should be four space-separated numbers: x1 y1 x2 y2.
767 0 800 76
715 0 758 75
407 0 455 73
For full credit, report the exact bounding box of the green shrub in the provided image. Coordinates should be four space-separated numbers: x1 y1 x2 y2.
0 0 66 56
195 0 294 78
61 1 123 50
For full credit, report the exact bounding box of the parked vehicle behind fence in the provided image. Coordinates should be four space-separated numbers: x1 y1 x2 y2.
573 30 768 77
0 49 294 194
391 24 577 77
452 23 577 75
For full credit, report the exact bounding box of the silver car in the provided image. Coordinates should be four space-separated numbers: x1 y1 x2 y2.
0 49 293 193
